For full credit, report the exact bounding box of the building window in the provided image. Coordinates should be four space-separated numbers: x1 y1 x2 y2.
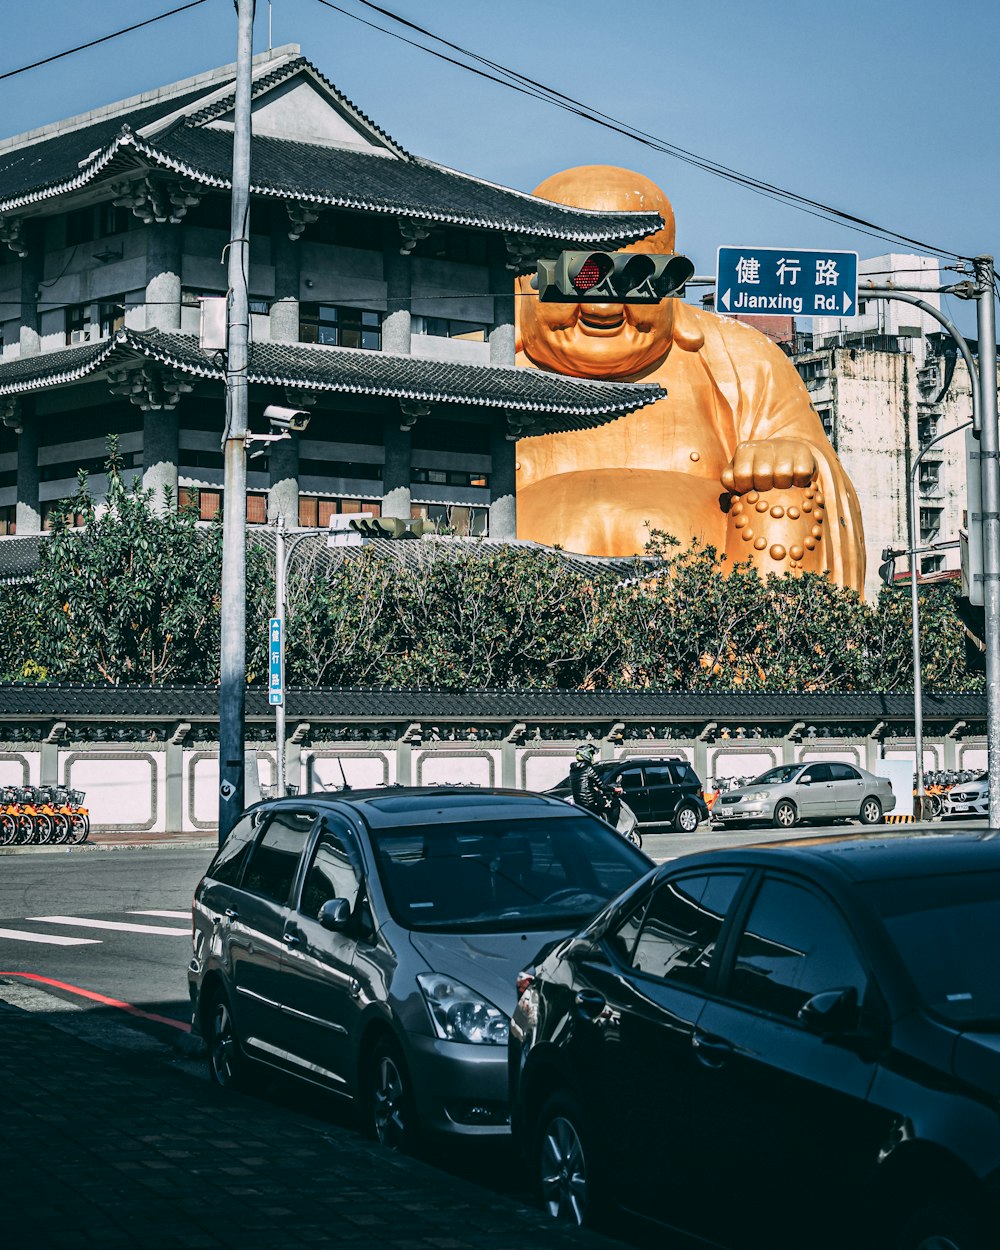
99 297 127 337
816 408 834 438
0 505 14 535
299 305 382 350
411 466 490 489
919 463 941 495
412 316 487 342
65 204 129 246
299 496 382 527
919 507 942 544
179 488 222 521
411 501 488 537
65 304 93 346
42 502 88 530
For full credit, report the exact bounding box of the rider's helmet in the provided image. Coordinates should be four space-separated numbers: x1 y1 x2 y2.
575 742 599 764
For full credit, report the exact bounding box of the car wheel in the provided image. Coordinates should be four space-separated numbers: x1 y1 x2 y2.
206 987 255 1092
534 1091 603 1228
773 799 797 829
859 796 883 825
367 1037 417 1152
895 1196 988 1250
674 803 700 833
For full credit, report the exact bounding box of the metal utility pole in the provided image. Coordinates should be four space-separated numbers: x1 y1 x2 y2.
274 517 287 798
218 0 256 844
974 256 1000 826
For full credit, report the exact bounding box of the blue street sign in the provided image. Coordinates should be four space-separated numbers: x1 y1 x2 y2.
716 246 858 318
269 616 283 707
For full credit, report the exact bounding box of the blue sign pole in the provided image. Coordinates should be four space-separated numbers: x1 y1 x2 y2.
269 616 283 707
716 246 858 319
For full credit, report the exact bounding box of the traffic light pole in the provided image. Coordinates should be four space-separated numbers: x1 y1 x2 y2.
218 0 255 844
973 257 1000 827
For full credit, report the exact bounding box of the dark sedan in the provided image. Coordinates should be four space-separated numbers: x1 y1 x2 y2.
509 831 1000 1250
188 787 650 1148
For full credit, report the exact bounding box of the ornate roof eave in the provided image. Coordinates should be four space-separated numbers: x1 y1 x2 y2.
0 129 662 246
0 330 665 423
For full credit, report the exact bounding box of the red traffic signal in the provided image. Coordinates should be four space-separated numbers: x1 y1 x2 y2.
535 251 695 303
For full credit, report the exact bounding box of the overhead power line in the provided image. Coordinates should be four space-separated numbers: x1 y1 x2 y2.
0 0 210 84
314 0 967 264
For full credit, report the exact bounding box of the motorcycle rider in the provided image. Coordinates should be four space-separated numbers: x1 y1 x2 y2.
570 743 620 826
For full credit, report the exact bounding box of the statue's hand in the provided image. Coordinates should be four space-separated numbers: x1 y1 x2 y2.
721 439 818 494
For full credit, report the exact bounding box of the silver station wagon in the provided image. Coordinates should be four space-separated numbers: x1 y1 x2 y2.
188 787 651 1148
712 762 896 829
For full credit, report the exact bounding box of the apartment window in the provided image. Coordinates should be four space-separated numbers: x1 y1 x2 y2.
919 507 942 543
65 304 93 346
299 305 382 350
816 408 834 438
919 463 941 494
299 496 382 528
412 316 487 342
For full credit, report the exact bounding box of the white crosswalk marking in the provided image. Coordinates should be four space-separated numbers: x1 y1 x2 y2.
129 910 190 920
27 916 189 936
0 927 98 946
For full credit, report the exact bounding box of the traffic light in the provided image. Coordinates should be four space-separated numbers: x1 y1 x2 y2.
534 251 695 303
348 516 438 540
878 548 899 587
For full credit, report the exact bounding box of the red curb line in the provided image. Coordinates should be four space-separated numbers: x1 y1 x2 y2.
0 971 191 1031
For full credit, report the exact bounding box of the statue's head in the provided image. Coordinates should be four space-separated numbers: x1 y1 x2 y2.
516 166 678 379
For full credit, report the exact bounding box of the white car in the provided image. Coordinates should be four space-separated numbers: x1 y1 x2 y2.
944 777 989 818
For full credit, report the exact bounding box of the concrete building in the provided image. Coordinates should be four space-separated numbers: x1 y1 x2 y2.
0 46 664 540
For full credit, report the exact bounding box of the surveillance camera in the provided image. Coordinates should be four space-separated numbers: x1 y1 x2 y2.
263 404 311 434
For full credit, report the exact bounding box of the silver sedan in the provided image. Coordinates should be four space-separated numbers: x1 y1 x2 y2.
712 761 897 829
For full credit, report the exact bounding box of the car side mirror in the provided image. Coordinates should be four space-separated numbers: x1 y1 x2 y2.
798 986 860 1037
800 775 814 785
317 898 352 931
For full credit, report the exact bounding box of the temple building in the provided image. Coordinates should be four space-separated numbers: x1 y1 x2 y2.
0 45 663 538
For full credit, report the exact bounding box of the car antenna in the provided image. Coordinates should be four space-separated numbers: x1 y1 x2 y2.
336 756 351 791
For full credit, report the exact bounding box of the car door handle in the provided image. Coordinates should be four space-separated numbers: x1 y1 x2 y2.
224 908 240 921
692 1031 733 1068
574 990 607 1019
282 931 301 947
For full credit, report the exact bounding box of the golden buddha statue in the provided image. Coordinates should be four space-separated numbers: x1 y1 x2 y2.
515 166 866 595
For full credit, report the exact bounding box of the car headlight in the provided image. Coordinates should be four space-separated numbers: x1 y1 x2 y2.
416 973 509 1045
747 791 770 802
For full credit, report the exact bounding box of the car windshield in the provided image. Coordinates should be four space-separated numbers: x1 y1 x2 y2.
864 870 1000 1029
750 765 802 786
370 815 650 933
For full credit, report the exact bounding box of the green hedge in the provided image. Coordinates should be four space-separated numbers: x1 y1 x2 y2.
0 450 981 693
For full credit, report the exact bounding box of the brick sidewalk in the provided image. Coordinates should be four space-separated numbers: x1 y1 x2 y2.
0 999 621 1250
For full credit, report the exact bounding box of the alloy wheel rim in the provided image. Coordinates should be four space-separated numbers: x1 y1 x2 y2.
211 1002 236 1085
679 807 698 832
540 1115 588 1225
373 1056 406 1147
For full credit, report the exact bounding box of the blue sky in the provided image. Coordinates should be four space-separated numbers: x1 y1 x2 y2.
1 0 996 334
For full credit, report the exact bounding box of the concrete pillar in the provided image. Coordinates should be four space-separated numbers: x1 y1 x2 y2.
270 226 300 343
143 406 179 512
166 739 184 833
488 414 516 539
268 431 300 525
145 224 182 331
488 244 516 367
382 226 412 355
19 221 43 358
382 423 412 520
15 404 41 534
39 738 59 788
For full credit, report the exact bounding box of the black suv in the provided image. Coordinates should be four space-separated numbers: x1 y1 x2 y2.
546 757 708 833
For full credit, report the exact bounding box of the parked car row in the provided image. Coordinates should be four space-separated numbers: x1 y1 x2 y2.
191 788 999 1250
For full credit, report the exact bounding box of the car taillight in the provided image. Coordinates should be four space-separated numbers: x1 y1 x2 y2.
516 970 535 997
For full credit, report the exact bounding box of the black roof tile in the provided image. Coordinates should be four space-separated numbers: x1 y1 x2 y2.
0 330 664 428
0 684 985 725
